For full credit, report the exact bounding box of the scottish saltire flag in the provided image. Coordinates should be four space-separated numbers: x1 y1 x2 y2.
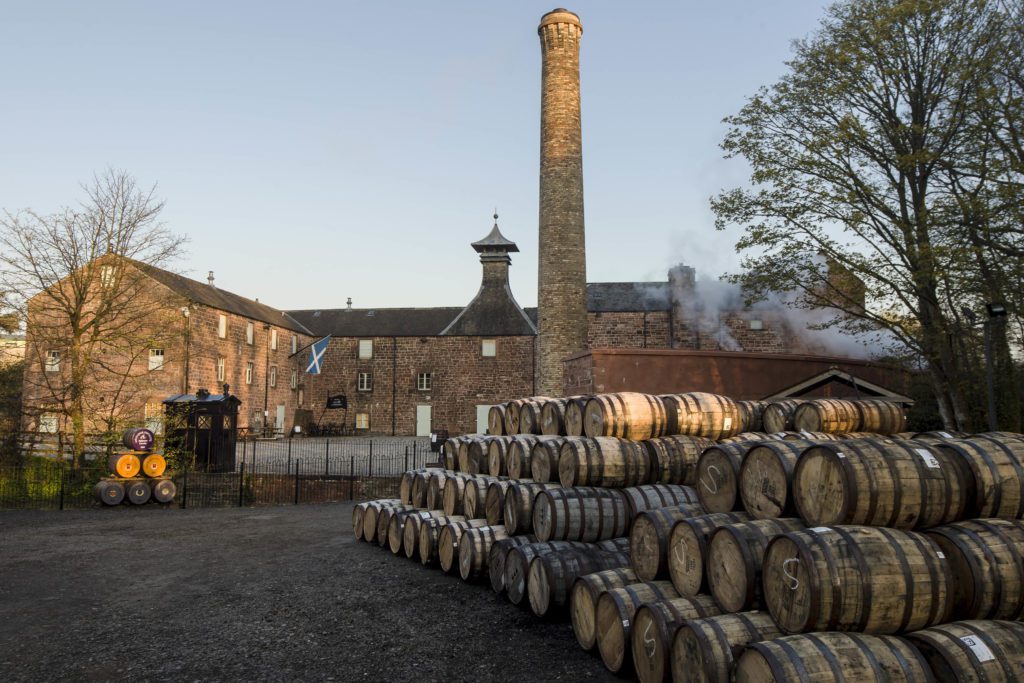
306 336 330 374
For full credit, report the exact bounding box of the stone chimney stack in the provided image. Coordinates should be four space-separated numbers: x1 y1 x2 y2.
536 8 587 396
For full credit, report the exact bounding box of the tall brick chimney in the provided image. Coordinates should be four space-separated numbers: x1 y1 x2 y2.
536 8 587 396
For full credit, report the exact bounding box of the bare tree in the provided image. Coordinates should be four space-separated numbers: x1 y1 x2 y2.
1 170 187 465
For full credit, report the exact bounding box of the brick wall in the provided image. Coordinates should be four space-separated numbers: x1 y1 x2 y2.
587 311 670 349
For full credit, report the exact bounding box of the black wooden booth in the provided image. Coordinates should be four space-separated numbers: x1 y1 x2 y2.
163 388 241 472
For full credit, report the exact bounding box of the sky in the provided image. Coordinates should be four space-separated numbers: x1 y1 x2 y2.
0 0 832 311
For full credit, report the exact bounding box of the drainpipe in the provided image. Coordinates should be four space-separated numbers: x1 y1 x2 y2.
391 336 397 436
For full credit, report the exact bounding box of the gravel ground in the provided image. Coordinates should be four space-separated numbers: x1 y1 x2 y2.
0 504 619 682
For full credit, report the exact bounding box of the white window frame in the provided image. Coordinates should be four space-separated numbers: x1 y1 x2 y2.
357 372 372 392
245 361 253 385
271 329 278 350
246 322 254 345
290 369 297 390
417 372 432 391
482 339 497 357
355 412 370 430
217 314 227 338
358 339 373 359
291 335 298 354
99 265 116 288
217 357 225 382
269 365 277 388
38 414 58 433
148 348 164 371
45 350 61 372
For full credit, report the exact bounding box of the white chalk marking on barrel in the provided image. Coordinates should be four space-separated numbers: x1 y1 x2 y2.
643 621 656 659
782 557 801 590
701 465 722 494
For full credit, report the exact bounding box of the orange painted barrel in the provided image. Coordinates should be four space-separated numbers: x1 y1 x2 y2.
141 453 166 478
107 453 141 478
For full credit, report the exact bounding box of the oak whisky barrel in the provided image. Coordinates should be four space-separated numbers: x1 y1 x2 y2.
706 518 805 612
125 480 151 505
762 399 805 434
904 619 1024 683
584 392 668 440
630 596 722 683
151 478 176 504
672 611 783 683
630 503 706 581
94 480 125 506
503 481 561 535
558 437 653 488
532 487 630 542
503 540 595 605
642 435 714 486
792 399 861 433
458 525 508 581
935 437 1024 518
527 548 630 618
595 581 680 673
570 567 638 650
695 442 749 513
661 392 742 439
488 535 537 593
855 398 907 434
667 512 751 597
738 439 813 519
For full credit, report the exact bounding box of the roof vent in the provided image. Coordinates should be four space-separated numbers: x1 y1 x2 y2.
346 297 353 311
367 310 375 317
312 311 321 318
207 271 215 287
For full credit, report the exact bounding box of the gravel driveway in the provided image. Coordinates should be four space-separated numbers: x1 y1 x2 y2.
0 504 618 682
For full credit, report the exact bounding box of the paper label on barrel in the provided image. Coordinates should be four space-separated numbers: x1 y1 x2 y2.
622 619 630 628
936 551 946 559
723 417 733 430
809 527 832 534
960 636 994 662
939 432 952 438
835 451 846 458
915 448 941 469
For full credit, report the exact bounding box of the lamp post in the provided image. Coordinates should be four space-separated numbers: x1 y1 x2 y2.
984 302 1008 432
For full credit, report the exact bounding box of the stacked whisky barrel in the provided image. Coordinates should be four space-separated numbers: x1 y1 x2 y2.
94 428 177 506
353 393 1024 682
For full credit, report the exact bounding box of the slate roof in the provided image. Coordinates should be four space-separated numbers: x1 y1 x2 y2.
440 282 537 336
137 262 314 335
471 222 519 253
287 308 465 337
587 282 671 312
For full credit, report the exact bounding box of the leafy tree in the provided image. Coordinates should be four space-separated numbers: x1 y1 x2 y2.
712 0 1024 430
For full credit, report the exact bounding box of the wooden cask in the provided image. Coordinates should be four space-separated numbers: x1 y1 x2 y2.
387 509 430 555
487 404 506 436
630 596 722 683
661 392 741 439
484 480 512 525
935 438 1024 518
107 453 141 478
125 480 151 505
402 510 453 558
151 478 176 504
762 399 805 434
583 392 668 440
925 518 1024 620
774 430 840 441
122 427 156 451
558 437 653 488
442 475 471 516
793 439 973 528
738 439 813 519
642 435 714 486
486 437 517 477
564 398 586 437
352 499 400 541
975 431 1024 445
667 512 752 597
424 471 451 511
463 476 498 520
527 549 630 617
518 399 546 435
529 437 569 483
717 432 774 444
695 442 749 513
532 487 630 542
504 400 524 436
672 611 783 683
622 484 701 519
399 471 416 504
630 503 706 581
460 438 492 475
734 632 933 683
503 481 561 535
376 506 407 548
504 540 595 605
506 435 559 479
736 400 768 433
362 502 412 543
707 518 805 612
855 398 907 434
141 453 166 478
417 515 469 566
488 535 537 593
437 519 489 573
913 430 965 441
570 567 639 650
595 581 681 673
762 525 953 633
904 620 1024 683
541 396 589 436
792 399 861 434
94 480 125 506
458 525 508 581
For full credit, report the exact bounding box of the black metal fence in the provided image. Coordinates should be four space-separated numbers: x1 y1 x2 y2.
0 436 437 510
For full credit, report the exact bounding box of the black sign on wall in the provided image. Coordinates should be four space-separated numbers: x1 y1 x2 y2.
326 395 348 410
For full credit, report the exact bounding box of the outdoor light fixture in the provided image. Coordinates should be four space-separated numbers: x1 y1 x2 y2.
986 302 1008 318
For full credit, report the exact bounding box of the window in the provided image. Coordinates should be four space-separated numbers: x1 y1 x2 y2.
417 372 432 391
148 348 164 371
145 402 164 436
291 335 298 354
749 319 764 331
271 329 278 350
357 372 372 391
269 366 277 388
482 339 496 357
99 265 116 288
245 362 253 385
246 322 254 345
290 370 297 390
38 414 58 433
216 358 225 382
45 350 60 372
355 413 369 430
298 389 304 406
358 339 373 359
217 314 227 338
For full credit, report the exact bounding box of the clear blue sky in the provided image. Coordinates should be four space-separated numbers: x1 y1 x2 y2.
1 1 830 311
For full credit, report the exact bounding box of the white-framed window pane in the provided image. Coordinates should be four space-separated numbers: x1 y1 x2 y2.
417 372 432 391
358 372 372 391
271 329 278 350
246 322 254 345
218 315 227 338
38 414 58 433
246 362 253 385
290 370 297 389
355 413 369 430
358 339 373 359
482 339 496 357
216 358 225 381
269 366 277 388
291 335 298 354
298 388 304 406
100 265 116 288
148 348 164 371
45 350 61 372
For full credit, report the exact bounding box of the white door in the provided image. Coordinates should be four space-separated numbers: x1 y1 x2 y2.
416 405 432 437
275 405 286 433
476 405 492 434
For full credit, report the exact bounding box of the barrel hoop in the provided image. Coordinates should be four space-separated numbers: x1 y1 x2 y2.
967 440 1007 515
934 443 957 523
802 530 841 631
842 439 877 526
805 633 846 682
971 621 1017 681
881 526 921 631
739 524 769 606
702 614 735 667
849 632 888 680
771 639 813 683
955 522 1004 619
985 520 1024 620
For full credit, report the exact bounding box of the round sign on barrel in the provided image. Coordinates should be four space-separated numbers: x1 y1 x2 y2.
122 427 155 452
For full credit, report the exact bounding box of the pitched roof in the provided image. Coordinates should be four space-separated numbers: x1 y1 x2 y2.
471 222 520 253
440 282 537 336
587 282 671 312
136 263 313 335
286 307 465 337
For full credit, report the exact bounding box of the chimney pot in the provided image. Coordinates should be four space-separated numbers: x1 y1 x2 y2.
207 271 215 287
346 297 353 310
